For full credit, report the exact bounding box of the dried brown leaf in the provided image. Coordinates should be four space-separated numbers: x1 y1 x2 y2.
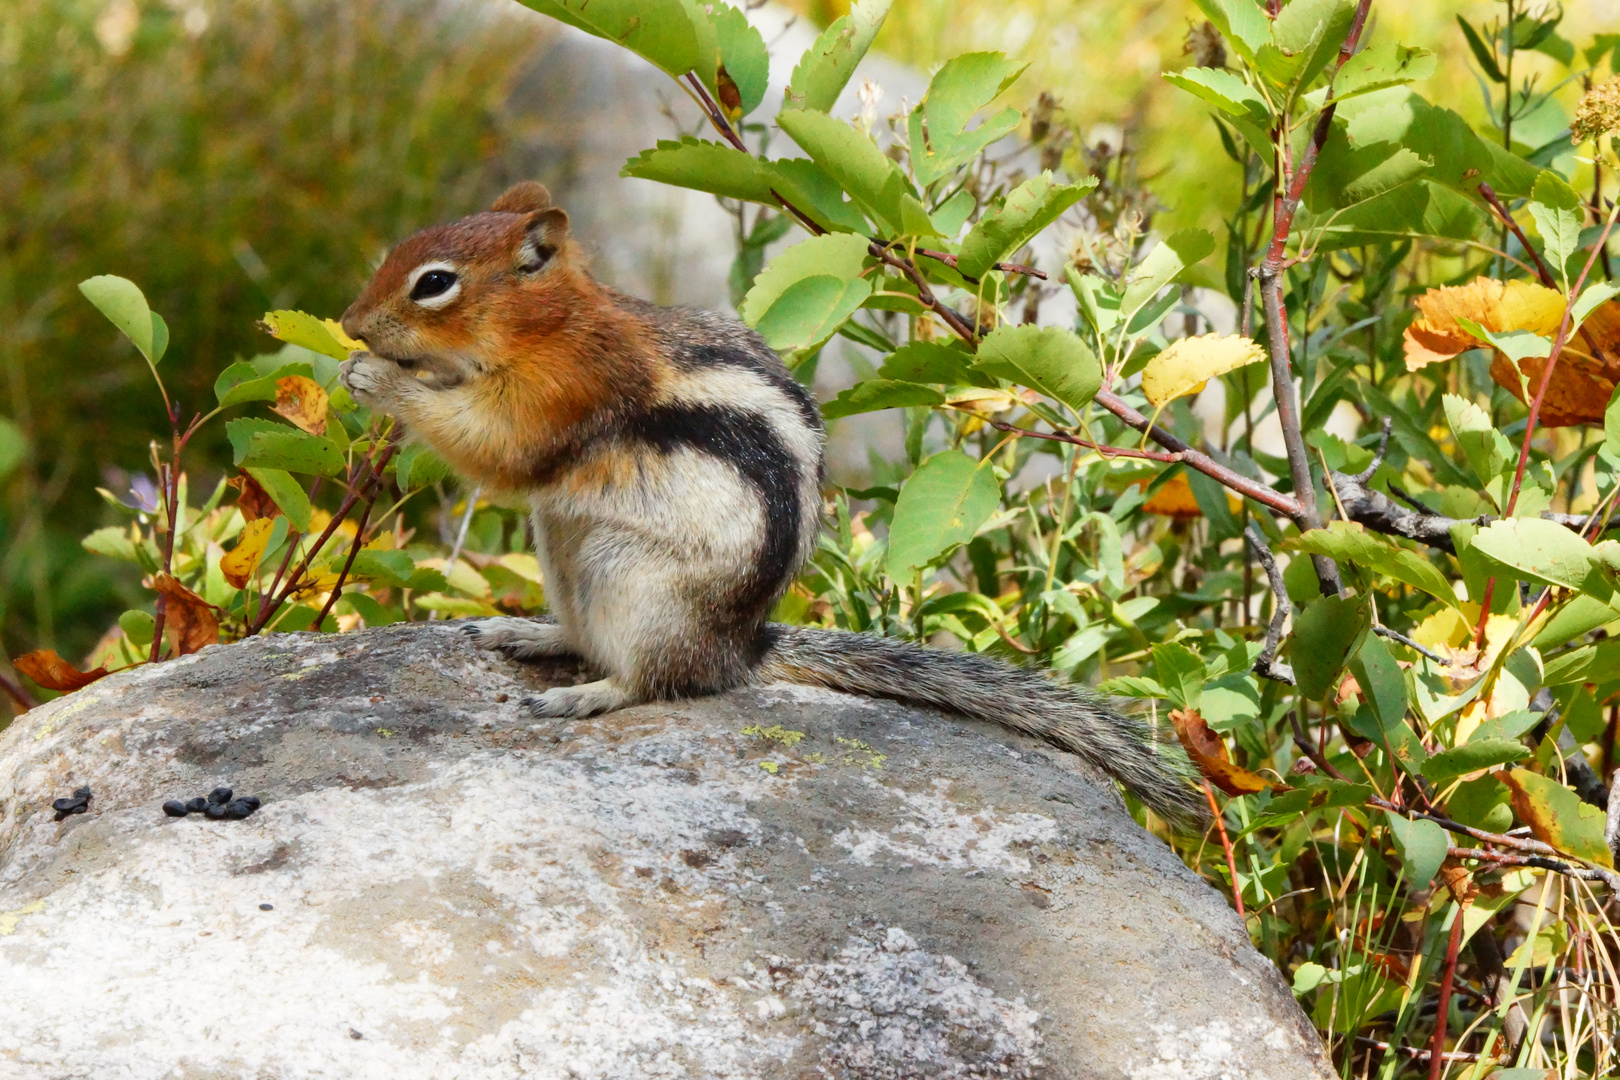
152 573 220 656
231 471 280 523
12 649 109 692
1170 707 1284 797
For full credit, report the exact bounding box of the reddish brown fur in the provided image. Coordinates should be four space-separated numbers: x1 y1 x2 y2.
341 195 663 492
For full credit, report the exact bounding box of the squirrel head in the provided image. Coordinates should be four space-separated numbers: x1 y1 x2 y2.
340 182 585 387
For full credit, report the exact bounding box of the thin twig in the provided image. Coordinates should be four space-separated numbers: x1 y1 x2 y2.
1371 626 1447 664
0 669 39 712
1244 526 1296 685
1476 182 1557 288
1354 1037 1479 1065
913 246 1048 280
1430 901 1469 1080
979 418 1185 462
1205 780 1246 919
1349 418 1393 485
312 485 382 631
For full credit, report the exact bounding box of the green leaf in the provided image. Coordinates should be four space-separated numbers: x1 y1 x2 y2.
955 172 1094 280
708 2 769 118
79 275 163 364
1501 768 1613 866
1260 0 1355 91
119 609 156 648
392 445 453 491
784 0 891 112
346 550 416 588
1282 521 1461 611
1330 43 1437 102
877 341 977 385
621 140 872 235
1422 739 1531 786
1459 319 1553 365
1572 282 1620 334
1120 229 1215 319
244 467 312 532
822 380 945 420
1480 140 1542 199
225 419 344 477
515 0 703 81
1290 593 1371 699
777 108 932 238
83 526 139 561
1528 171 1583 283
0 417 26 481
1533 593 1620 650
1350 633 1409 734
753 276 873 352
741 234 872 325
1151 642 1207 710
1443 393 1514 492
887 451 1002 579
259 310 352 361
971 325 1101 413
1383 812 1448 888
908 51 1028 186
1608 383 1620 459
1191 0 1270 65
1162 67 1270 125
214 360 315 408
1470 517 1595 590
1456 16 1505 82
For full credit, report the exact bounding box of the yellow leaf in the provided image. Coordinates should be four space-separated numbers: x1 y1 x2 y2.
323 318 364 353
1402 278 1564 372
220 517 276 589
1140 334 1266 407
1136 473 1202 519
272 375 328 436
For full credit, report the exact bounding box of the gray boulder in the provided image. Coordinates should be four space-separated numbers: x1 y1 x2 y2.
0 623 1330 1078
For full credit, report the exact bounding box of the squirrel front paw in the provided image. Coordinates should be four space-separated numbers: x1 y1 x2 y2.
339 352 408 409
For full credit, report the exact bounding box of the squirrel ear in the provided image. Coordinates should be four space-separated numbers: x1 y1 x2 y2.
491 181 552 214
516 207 569 274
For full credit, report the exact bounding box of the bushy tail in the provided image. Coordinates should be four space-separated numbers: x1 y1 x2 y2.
757 624 1209 829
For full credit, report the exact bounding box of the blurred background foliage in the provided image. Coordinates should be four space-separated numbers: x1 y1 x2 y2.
0 0 548 663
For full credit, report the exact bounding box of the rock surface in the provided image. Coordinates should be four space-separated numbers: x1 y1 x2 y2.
0 623 1331 1079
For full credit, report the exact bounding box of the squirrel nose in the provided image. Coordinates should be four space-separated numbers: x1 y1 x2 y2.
339 304 367 346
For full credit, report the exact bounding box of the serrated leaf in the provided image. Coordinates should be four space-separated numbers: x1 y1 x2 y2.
777 108 930 238
82 526 138 561
1121 229 1215 318
822 380 945 420
877 341 977 385
1572 282 1620 333
1422 739 1531 786
908 52 1028 186
79 276 163 364
753 276 873 352
1470 517 1595 590
260 310 354 360
708 2 768 118
785 0 891 112
1290 593 1372 699
244 467 311 532
1191 0 1270 65
1282 521 1462 611
347 550 416 589
1384 812 1448 887
515 0 703 81
887 451 1001 579
1260 0 1355 91
1330 43 1437 102
1140 333 1265 408
1500 767 1613 866
740 233 871 325
1162 67 1270 125
225 418 345 477
1442 393 1514 491
621 141 869 235
955 172 1093 280
1528 171 1583 282
971 325 1100 413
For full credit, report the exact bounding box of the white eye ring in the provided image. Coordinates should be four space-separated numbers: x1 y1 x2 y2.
407 261 462 309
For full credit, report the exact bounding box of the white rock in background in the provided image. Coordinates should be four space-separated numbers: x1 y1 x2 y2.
0 622 1331 1078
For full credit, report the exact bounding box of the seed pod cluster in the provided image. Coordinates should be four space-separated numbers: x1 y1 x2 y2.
52 786 92 821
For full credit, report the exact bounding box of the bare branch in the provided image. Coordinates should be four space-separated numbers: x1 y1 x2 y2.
1244 525 1295 685
1371 626 1446 664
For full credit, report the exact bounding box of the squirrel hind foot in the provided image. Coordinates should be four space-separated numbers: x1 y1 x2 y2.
464 617 576 661
521 679 636 719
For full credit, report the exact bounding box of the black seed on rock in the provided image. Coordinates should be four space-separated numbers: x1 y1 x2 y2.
73 786 92 799
162 800 189 817
184 797 208 814
208 787 233 805
203 802 229 819
51 798 80 813
258 903 273 911
239 796 262 811
224 799 258 819
349 1029 363 1040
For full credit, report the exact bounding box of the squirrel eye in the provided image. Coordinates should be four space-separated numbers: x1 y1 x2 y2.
410 269 459 302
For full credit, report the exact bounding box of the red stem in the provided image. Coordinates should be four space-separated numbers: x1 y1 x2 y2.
1205 780 1246 919
1476 182 1557 288
1429 900 1468 1080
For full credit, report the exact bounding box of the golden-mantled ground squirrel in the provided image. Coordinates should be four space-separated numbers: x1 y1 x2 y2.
339 182 1205 827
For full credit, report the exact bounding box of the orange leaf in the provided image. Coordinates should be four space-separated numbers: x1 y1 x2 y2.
272 375 328 436
1170 707 1285 797
1138 473 1202 519
152 573 220 656
231 471 281 523
1403 278 1564 372
1487 297 1620 426
12 649 109 692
